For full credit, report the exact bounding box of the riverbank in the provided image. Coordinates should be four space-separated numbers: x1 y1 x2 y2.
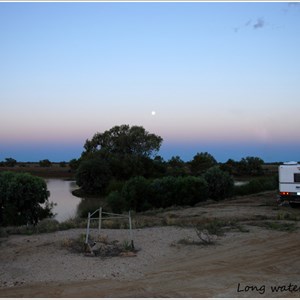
0 164 75 179
1 191 300 297
1 225 299 297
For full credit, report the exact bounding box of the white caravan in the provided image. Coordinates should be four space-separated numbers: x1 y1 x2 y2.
279 161 300 207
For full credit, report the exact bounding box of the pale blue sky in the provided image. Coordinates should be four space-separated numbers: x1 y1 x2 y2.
1 2 300 162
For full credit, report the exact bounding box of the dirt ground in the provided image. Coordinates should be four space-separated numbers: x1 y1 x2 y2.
1 191 300 298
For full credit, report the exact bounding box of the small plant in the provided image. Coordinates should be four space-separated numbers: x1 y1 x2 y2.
122 239 134 251
263 221 298 232
35 218 59 233
196 219 225 236
61 234 87 253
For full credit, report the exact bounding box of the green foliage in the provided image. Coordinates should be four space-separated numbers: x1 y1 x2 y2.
77 125 164 192
204 166 234 200
82 124 163 158
107 191 125 214
107 175 209 213
121 176 151 212
122 239 134 251
234 176 277 196
257 221 298 232
69 158 81 171
149 176 178 208
238 156 264 176
199 220 225 235
150 176 208 207
39 159 52 167
105 179 125 195
175 176 209 205
190 152 217 175
221 156 264 176
35 218 60 233
166 156 188 176
75 158 112 194
0 171 53 226
76 197 104 218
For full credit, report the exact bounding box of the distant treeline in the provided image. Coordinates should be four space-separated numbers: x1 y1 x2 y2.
0 124 282 221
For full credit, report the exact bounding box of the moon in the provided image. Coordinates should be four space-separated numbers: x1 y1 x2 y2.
151 111 156 116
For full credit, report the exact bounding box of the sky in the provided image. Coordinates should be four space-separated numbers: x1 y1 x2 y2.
1 1 300 163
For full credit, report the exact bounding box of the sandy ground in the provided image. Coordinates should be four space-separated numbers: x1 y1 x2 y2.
1 191 300 298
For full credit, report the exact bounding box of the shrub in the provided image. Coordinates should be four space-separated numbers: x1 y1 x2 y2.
76 197 105 218
35 218 60 233
149 176 178 208
204 166 234 200
76 158 112 194
0 172 53 226
105 179 125 195
121 176 151 212
234 176 277 196
175 176 208 206
107 175 209 213
106 191 126 214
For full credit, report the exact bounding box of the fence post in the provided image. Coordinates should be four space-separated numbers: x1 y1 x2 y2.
129 210 134 250
98 207 102 235
85 212 91 244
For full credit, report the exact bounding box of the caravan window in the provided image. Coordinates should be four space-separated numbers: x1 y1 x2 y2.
294 173 300 182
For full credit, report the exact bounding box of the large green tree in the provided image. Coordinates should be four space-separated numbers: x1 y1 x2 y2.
82 125 163 159
77 125 164 190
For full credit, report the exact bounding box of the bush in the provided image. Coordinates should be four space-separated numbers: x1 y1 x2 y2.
173 176 208 206
106 191 126 214
35 218 60 233
0 172 53 226
234 176 277 196
204 166 234 200
76 158 112 194
107 175 209 213
105 179 125 195
76 197 105 218
149 176 178 208
121 176 151 212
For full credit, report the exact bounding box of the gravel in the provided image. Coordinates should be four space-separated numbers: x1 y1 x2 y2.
0 227 198 288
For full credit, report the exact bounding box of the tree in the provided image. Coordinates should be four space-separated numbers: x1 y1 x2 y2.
77 125 164 189
0 172 53 226
220 159 237 175
166 156 188 176
190 152 217 175
82 124 163 159
39 159 52 167
237 156 264 176
4 157 17 167
69 158 81 171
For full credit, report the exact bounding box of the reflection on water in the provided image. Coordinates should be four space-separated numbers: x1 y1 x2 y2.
46 179 82 222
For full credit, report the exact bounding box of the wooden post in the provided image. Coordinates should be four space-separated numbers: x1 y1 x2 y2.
98 207 102 235
129 210 134 250
85 212 91 244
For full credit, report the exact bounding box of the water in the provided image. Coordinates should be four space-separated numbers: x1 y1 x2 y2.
46 179 82 222
234 181 249 186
